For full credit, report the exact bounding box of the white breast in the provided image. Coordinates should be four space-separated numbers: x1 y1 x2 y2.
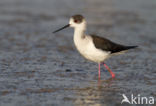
74 34 110 63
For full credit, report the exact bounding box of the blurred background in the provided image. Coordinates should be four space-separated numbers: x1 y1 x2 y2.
0 0 155 106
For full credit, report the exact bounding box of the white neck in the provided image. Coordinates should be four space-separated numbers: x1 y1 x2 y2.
74 28 85 38
73 28 86 49
73 22 87 48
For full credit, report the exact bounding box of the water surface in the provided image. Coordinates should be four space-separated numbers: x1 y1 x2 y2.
0 0 155 106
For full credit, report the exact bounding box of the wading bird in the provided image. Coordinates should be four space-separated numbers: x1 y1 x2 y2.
53 15 137 79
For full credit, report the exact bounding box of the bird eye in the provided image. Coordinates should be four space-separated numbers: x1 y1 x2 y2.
74 20 78 23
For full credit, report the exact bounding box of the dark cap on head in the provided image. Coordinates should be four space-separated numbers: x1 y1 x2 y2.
72 14 84 24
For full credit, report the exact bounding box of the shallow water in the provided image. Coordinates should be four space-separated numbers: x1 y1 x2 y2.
0 0 156 106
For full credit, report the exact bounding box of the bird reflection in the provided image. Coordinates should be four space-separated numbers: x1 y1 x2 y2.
74 78 116 106
98 77 114 88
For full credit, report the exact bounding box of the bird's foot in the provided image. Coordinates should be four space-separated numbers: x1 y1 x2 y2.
103 63 115 78
111 72 115 78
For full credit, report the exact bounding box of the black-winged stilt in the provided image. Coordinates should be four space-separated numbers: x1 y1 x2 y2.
53 14 137 79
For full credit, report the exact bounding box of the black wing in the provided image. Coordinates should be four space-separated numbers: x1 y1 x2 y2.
91 35 137 53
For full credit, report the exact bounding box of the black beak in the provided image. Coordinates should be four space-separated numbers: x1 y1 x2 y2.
53 24 70 33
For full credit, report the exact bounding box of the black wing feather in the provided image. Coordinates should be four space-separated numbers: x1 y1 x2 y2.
91 35 137 53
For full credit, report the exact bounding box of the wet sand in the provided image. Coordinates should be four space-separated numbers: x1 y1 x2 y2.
0 0 156 106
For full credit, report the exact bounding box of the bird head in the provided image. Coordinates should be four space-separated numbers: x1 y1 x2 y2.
53 14 86 33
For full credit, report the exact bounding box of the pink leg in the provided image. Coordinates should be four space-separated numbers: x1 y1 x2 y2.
103 63 115 78
98 63 101 79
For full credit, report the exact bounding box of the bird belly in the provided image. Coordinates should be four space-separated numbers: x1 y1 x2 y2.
75 40 110 63
81 48 109 63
